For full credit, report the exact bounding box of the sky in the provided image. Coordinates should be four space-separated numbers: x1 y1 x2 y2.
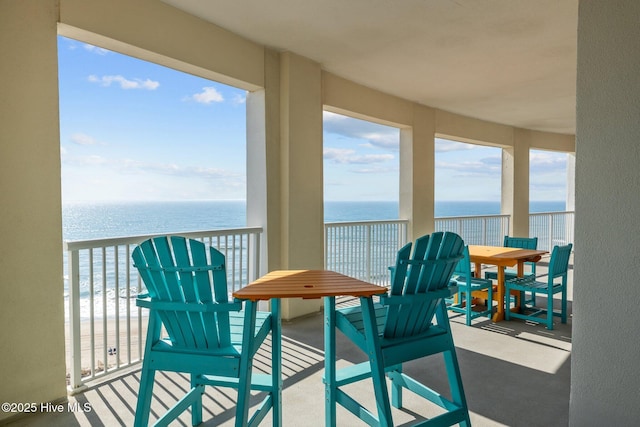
58 36 568 204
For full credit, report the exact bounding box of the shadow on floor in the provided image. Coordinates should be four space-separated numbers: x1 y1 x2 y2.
5 301 571 427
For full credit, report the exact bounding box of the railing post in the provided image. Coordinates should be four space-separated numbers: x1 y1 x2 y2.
548 214 554 252
366 224 372 282
67 246 86 394
250 231 260 282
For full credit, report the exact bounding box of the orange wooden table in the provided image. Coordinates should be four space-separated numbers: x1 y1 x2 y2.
233 269 387 301
468 246 548 322
233 269 387 426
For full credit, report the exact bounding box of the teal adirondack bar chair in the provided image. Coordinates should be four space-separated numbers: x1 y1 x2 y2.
326 232 471 426
504 243 572 330
132 236 280 427
448 246 494 325
485 236 539 306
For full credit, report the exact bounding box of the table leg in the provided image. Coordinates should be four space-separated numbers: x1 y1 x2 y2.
473 262 482 278
492 267 506 322
271 298 282 427
517 261 525 277
324 296 337 427
516 261 525 311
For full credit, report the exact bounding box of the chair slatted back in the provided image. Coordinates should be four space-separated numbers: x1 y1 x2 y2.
453 246 472 279
504 236 538 274
548 243 573 282
503 236 538 250
132 236 232 350
385 232 464 339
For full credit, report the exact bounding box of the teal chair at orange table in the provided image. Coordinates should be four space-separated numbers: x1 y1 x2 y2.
485 236 539 306
504 243 572 330
132 236 281 427
326 232 471 426
448 246 494 325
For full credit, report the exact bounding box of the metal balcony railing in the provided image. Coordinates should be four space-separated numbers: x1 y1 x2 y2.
64 211 574 392
529 211 575 252
435 214 511 246
324 219 410 286
64 227 261 393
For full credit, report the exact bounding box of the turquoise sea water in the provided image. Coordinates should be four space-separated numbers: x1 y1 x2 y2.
62 200 565 318
62 200 565 241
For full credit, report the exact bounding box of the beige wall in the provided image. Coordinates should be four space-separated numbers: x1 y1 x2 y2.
0 0 66 419
58 0 264 91
571 0 640 424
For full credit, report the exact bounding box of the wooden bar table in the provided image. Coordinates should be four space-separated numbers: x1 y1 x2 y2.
468 246 548 322
233 269 387 426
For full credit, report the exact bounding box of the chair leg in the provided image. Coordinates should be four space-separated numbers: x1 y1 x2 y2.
236 301 258 427
546 291 554 330
504 286 511 321
324 296 337 427
529 290 537 306
134 363 156 427
191 374 203 426
271 298 283 427
561 285 568 324
465 289 472 326
438 303 471 427
443 350 471 427
487 283 493 319
360 296 393 427
390 364 403 409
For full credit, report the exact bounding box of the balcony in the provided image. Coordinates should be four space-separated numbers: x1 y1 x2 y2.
0 213 570 425
14 255 573 426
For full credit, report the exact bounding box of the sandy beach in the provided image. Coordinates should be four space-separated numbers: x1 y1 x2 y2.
64 314 149 383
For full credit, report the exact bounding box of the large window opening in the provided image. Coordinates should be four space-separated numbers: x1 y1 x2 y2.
434 138 502 217
58 36 252 385
529 149 568 212
58 36 249 240
322 111 400 221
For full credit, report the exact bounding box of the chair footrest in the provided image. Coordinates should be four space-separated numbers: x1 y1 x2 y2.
199 373 275 391
330 362 373 387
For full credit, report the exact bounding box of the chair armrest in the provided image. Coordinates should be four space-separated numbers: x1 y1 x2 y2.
380 287 455 306
136 296 243 313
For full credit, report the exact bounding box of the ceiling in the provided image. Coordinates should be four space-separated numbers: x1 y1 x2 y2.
163 0 578 135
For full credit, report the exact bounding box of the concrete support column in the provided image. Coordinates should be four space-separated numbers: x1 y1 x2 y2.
501 129 531 237
566 152 576 211
400 105 436 240
0 0 66 418
247 49 282 276
277 52 324 319
572 1 640 423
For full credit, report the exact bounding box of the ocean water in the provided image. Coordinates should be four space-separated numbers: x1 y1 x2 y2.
63 200 565 241
62 200 565 319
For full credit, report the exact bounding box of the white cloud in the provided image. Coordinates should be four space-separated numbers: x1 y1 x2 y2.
70 133 100 146
352 166 398 174
83 44 110 55
191 87 224 104
88 75 160 90
231 93 246 105
435 139 475 153
324 147 394 164
323 111 399 150
530 151 567 174
62 154 240 181
436 156 501 176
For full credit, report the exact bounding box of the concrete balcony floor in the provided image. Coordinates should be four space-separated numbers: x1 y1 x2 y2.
8 263 572 427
